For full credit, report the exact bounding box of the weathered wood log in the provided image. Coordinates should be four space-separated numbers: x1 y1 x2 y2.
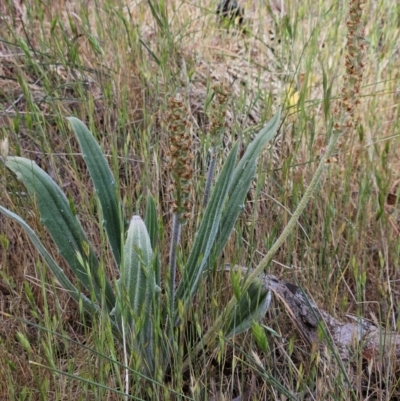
265 274 400 364
225 265 400 374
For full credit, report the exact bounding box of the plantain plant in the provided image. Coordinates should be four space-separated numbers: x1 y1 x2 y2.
0 109 281 379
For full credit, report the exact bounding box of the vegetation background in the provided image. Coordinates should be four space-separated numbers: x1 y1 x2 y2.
0 0 399 399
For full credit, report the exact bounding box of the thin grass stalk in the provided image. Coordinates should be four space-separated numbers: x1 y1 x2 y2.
121 316 129 401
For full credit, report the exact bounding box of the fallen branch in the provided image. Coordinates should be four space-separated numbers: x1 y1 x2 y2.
225 265 400 372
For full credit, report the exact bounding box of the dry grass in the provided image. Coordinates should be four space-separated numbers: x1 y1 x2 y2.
0 0 400 399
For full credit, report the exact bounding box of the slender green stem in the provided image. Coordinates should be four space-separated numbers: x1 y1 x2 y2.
121 316 130 401
186 130 341 367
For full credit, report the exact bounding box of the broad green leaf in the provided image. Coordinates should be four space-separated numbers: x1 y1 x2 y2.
119 215 154 316
67 117 123 267
0 206 98 317
224 279 271 338
113 215 155 373
5 156 116 312
214 110 281 258
174 143 239 316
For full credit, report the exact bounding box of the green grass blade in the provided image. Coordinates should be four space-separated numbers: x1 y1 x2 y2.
67 117 123 268
139 39 161 66
174 143 239 316
0 206 99 317
144 195 160 288
144 195 158 251
5 156 116 312
214 111 281 257
146 0 166 31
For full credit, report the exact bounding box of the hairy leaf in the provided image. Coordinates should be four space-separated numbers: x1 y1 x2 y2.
174 143 239 317
67 117 123 268
113 216 155 373
5 157 115 311
214 110 281 258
